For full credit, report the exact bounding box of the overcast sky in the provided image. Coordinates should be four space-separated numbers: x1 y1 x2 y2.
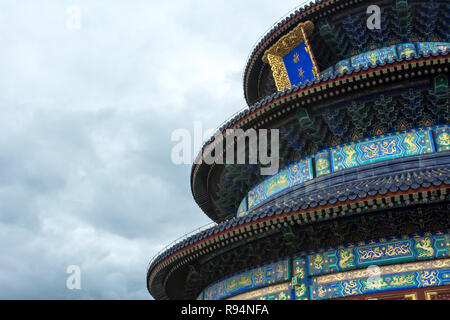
0 0 304 299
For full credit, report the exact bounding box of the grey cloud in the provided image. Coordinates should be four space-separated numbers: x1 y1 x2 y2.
0 0 301 299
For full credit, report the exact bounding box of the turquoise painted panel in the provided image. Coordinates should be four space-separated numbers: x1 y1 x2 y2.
308 235 449 276
396 43 417 58
355 241 414 266
351 45 397 68
283 42 318 87
312 266 450 300
196 292 204 300
237 197 247 216
309 249 357 276
320 42 448 78
202 259 290 300
331 130 434 171
314 151 332 177
292 258 309 300
237 125 447 217
434 126 450 153
255 287 294 301
200 233 450 300
417 42 449 55
247 158 313 210
334 59 351 74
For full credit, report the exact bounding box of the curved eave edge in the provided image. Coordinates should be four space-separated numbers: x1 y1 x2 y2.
152 167 450 298
149 184 450 299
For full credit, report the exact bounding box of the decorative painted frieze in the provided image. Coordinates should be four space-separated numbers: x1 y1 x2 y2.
202 259 290 300
308 234 450 276
434 126 450 153
331 130 434 171
199 232 450 300
247 158 314 211
323 42 449 77
228 283 293 301
292 258 309 300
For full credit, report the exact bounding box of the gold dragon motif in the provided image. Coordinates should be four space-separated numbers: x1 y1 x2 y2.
415 238 435 258
339 250 355 269
403 134 419 154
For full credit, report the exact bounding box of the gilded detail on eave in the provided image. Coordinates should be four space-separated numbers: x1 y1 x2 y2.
262 21 315 63
266 54 291 92
262 21 315 92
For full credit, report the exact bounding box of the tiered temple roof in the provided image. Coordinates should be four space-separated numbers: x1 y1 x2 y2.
149 0 450 300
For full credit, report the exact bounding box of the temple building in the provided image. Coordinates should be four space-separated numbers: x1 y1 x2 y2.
148 0 450 300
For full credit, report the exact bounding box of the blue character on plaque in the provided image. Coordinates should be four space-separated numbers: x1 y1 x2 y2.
283 42 318 87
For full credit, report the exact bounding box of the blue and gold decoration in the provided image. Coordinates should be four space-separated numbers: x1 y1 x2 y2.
351 45 397 68
314 151 332 177
292 258 309 300
283 42 318 87
263 21 318 91
229 283 293 300
334 59 352 75
311 259 450 300
308 234 450 277
331 129 434 171
321 42 449 78
237 197 247 216
417 42 449 55
434 126 450 152
320 66 334 79
202 259 290 300
356 241 415 266
199 232 450 300
238 125 447 217
150 0 450 302
397 43 417 58
246 158 314 212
